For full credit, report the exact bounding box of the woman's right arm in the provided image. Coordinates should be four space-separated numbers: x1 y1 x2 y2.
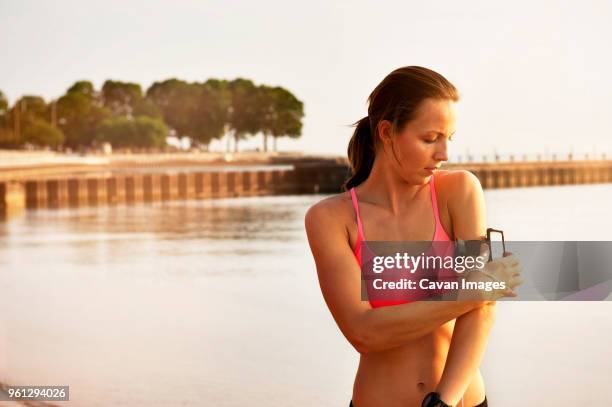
304 200 488 354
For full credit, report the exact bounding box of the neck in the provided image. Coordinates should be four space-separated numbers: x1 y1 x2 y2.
357 156 429 216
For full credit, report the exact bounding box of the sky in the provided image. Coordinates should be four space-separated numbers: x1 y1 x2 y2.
2 0 612 160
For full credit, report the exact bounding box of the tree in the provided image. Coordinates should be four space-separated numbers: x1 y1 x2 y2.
94 116 168 148
201 78 231 148
228 78 261 152
102 80 145 117
67 81 96 97
1 77 303 152
132 98 162 119
22 118 65 147
0 127 20 149
56 81 111 148
14 96 48 123
258 85 274 152
260 86 304 151
2 95 50 147
147 79 195 138
0 90 15 148
146 79 226 148
0 90 8 127
190 80 230 147
0 91 18 148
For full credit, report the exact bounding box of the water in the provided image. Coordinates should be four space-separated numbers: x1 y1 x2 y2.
1 184 611 406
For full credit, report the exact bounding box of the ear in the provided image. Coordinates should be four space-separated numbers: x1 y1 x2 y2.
376 120 393 145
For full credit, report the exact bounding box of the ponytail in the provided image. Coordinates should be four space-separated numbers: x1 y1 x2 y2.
344 116 375 190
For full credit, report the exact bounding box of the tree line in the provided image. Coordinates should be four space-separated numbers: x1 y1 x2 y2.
0 78 304 152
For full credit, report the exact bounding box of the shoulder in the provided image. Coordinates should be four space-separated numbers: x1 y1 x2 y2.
434 169 481 189
304 192 353 234
434 169 485 217
434 169 483 202
304 192 357 258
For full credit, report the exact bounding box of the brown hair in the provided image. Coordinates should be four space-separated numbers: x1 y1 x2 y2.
344 66 459 190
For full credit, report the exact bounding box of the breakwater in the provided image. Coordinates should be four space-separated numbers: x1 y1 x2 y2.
0 161 346 216
2 159 612 217
459 161 612 189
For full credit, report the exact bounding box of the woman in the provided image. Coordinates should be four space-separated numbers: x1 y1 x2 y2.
305 66 522 407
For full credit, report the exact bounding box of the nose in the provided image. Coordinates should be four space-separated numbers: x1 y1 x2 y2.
433 139 449 162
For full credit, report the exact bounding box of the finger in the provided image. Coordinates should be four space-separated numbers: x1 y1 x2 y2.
510 274 524 283
497 266 520 283
509 263 523 274
501 255 519 267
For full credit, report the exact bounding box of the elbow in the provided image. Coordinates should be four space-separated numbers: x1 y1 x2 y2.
346 325 380 355
349 335 376 355
483 300 497 313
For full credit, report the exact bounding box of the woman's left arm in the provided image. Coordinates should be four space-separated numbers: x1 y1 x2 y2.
435 170 496 406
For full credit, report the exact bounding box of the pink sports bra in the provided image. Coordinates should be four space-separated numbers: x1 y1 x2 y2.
350 175 453 308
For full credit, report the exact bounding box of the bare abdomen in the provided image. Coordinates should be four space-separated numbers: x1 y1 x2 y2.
352 320 475 407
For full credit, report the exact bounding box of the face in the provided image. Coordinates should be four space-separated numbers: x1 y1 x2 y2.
378 98 456 184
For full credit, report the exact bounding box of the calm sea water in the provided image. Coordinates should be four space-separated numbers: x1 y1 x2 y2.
1 184 611 406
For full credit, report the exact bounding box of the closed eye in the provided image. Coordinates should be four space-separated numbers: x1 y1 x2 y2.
426 131 456 142
423 136 453 144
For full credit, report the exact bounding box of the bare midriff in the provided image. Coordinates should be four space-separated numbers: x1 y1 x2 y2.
352 319 486 407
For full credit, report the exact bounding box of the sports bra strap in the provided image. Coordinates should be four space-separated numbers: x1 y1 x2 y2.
429 175 443 227
349 187 365 240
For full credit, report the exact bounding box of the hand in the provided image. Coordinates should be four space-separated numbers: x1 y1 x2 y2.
458 243 524 301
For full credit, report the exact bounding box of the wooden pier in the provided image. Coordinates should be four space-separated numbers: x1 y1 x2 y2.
2 160 612 218
456 161 612 189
